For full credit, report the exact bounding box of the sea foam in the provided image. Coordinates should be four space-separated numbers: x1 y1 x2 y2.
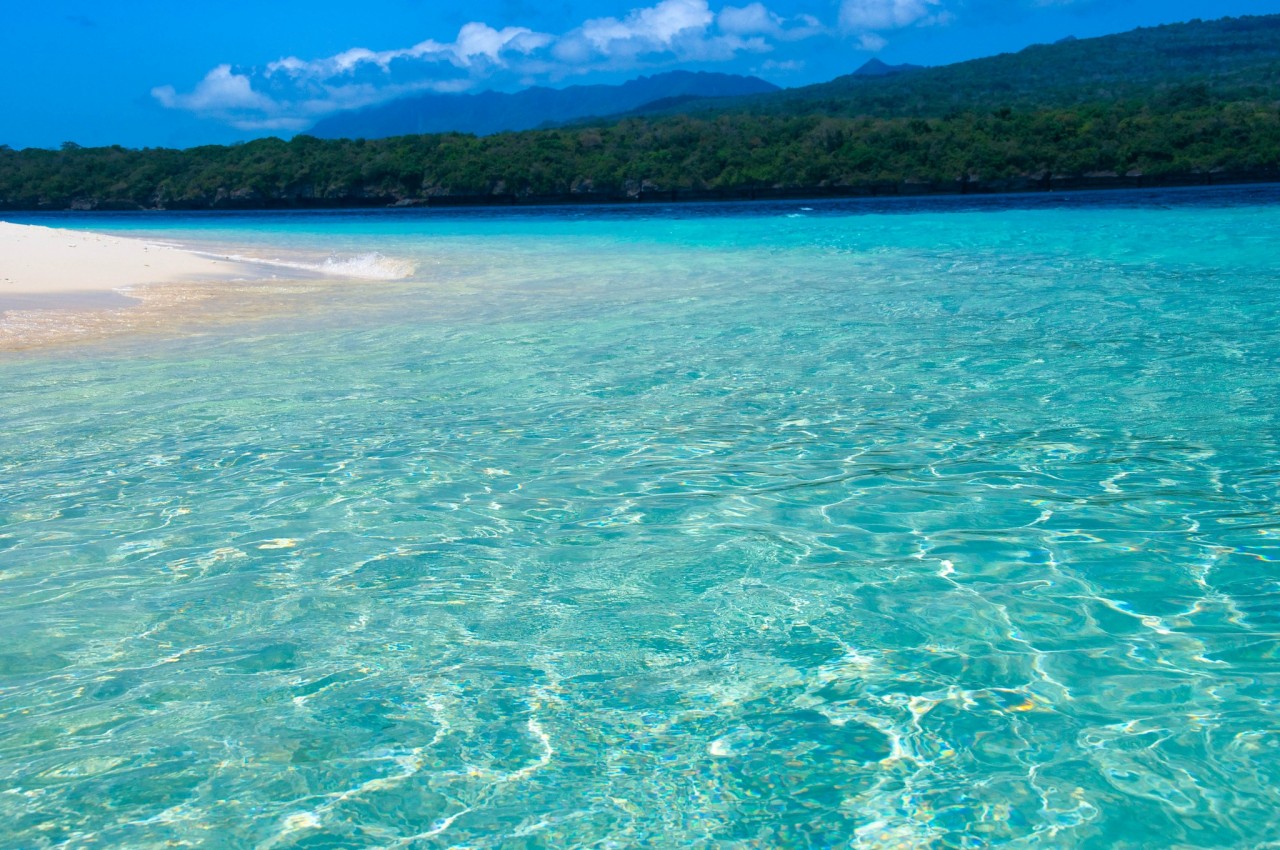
192 249 416 281
315 252 416 280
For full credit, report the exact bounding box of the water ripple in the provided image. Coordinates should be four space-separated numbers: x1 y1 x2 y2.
2 194 1279 847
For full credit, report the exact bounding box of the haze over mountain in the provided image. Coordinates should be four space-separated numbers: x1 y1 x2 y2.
310 71 779 140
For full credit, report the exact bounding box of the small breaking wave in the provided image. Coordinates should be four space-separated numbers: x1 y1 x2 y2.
315 252 416 280
191 249 416 281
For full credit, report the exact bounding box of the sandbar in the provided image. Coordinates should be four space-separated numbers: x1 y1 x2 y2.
0 221 419 352
0 221 331 352
0 221 245 299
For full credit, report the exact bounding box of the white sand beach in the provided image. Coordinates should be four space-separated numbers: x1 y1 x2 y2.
0 221 316 352
0 221 418 351
0 221 244 297
0 220 270 350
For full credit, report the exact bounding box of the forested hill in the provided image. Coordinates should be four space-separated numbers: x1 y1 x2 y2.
2 14 1280 211
626 13 1280 121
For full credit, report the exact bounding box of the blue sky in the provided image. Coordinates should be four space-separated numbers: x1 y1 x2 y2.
2 0 1276 150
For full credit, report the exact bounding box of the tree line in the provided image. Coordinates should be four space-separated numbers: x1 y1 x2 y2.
2 98 1277 210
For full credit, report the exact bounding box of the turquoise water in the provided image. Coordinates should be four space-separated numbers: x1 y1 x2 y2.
2 189 1279 848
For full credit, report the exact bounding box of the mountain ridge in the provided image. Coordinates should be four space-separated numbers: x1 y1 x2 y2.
620 13 1280 121
309 71 779 140
851 59 925 77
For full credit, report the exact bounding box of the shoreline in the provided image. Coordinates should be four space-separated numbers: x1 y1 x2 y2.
3 172 1277 214
388 171 1280 210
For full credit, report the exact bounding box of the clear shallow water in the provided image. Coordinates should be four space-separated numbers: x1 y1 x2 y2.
2 188 1279 848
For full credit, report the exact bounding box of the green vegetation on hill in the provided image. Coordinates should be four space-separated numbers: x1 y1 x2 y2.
2 14 1279 210
635 14 1280 120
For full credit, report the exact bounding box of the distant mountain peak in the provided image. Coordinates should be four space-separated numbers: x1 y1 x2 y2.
852 58 925 77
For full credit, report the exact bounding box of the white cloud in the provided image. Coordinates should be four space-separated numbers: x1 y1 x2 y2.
555 0 716 63
839 0 945 31
154 66 477 132
718 4 824 40
837 0 951 50
615 0 714 43
266 23 552 80
856 32 888 51
154 0 823 129
719 3 780 35
757 58 806 73
152 65 275 114
155 22 557 130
